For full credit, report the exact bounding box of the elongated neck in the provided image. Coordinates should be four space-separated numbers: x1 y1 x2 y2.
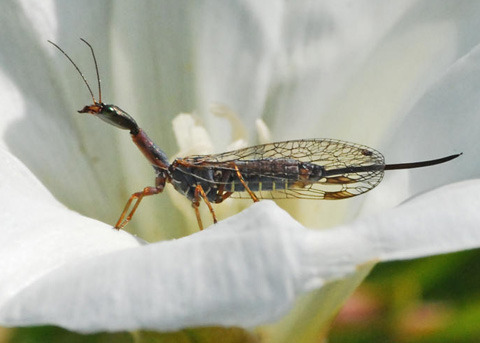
131 128 170 169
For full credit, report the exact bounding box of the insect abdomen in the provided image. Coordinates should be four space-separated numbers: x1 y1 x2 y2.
227 159 324 192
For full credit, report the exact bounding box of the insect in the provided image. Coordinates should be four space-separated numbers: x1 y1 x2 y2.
49 39 461 230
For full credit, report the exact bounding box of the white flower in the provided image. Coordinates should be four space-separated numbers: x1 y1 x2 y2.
1 0 480 340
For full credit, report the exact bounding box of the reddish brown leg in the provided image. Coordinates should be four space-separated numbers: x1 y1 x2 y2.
216 191 233 203
115 186 162 230
175 159 258 202
192 184 218 230
214 171 233 204
230 163 259 202
191 200 203 231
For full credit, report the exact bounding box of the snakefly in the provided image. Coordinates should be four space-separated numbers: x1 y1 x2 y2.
49 39 461 230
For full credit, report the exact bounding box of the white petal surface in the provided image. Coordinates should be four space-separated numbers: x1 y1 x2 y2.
300 179 480 291
1 178 478 333
363 39 480 214
1 201 305 332
0 148 143 311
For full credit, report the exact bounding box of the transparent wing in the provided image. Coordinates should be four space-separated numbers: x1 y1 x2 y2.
187 139 384 166
180 139 386 200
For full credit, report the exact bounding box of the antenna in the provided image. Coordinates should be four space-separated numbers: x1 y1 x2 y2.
79 38 102 103
48 39 99 104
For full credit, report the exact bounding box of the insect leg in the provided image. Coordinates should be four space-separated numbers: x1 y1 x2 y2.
230 163 259 202
192 184 218 230
115 186 163 230
215 191 233 203
191 200 204 231
213 170 234 204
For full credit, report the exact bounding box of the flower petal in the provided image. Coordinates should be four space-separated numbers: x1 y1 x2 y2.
0 201 305 332
364 39 480 213
1 179 478 333
300 179 480 291
0 148 143 311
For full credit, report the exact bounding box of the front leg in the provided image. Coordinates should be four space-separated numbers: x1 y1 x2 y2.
114 176 165 230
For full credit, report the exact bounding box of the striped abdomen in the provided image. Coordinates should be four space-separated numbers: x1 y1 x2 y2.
222 159 325 193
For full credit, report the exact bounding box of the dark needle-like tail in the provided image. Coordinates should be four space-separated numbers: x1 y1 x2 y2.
384 153 462 170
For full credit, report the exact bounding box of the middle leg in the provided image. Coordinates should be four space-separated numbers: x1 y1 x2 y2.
192 184 218 230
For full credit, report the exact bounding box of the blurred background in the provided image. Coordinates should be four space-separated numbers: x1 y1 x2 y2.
330 250 480 343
